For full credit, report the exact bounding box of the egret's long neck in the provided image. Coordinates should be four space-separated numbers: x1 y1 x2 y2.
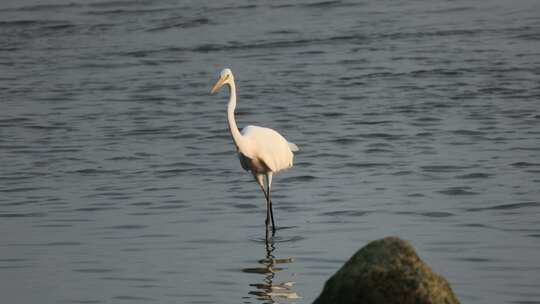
227 80 243 149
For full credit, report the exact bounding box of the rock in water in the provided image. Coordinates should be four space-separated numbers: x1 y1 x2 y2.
314 236 460 304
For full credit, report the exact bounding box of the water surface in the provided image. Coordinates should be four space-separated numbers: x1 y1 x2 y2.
1 0 540 303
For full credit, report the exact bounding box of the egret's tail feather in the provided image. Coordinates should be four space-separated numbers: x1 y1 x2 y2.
288 142 299 152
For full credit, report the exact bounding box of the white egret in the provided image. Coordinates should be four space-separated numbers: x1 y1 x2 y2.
210 68 298 234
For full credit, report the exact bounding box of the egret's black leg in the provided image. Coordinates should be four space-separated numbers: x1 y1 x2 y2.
265 194 270 228
268 188 276 235
264 222 268 241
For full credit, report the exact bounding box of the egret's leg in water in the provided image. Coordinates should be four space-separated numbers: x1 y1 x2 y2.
266 173 276 234
254 174 268 227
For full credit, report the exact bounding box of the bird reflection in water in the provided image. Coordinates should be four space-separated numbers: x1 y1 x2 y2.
242 237 300 303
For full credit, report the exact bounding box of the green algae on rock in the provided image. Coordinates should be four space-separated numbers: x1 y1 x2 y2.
314 237 460 304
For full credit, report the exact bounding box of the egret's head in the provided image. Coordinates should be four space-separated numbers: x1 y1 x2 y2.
210 68 234 94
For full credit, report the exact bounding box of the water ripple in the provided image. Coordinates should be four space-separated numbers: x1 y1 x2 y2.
467 202 540 212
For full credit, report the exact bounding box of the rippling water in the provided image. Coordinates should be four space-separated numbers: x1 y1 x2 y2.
1 0 540 303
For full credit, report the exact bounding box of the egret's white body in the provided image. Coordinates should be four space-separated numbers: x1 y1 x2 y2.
239 125 297 173
211 68 298 234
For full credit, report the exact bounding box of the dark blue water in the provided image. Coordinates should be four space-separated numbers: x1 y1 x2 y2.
1 0 540 303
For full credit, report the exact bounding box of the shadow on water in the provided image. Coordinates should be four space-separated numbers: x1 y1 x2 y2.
242 235 300 303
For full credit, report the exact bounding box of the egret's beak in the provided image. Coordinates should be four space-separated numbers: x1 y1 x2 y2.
210 76 226 94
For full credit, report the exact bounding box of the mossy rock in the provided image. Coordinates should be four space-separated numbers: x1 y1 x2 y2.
314 236 460 304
